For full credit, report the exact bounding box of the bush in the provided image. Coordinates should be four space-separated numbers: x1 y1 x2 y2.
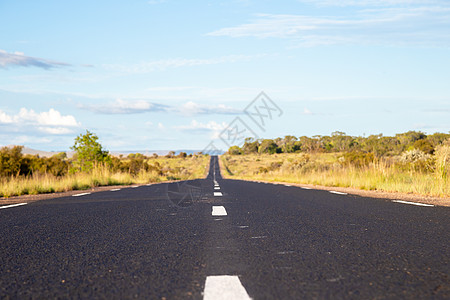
341 151 374 167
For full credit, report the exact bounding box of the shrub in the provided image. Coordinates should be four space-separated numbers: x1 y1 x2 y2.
341 151 374 167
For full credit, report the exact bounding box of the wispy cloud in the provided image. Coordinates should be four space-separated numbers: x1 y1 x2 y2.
0 108 80 135
148 0 167 4
81 99 169 114
298 0 445 7
208 4 450 47
0 50 70 69
174 120 228 139
103 54 268 74
179 101 242 116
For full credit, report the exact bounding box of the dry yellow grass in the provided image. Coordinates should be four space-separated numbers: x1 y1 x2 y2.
0 155 209 198
220 153 450 198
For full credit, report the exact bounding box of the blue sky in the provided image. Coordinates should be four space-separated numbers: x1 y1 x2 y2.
1 0 449 152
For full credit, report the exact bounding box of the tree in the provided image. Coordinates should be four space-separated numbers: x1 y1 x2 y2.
71 130 110 172
258 139 279 154
242 138 260 154
0 146 24 177
228 146 242 155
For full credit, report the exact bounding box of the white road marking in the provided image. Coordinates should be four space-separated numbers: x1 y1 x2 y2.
72 192 91 197
131 186 139 188
250 236 267 239
214 192 223 197
212 206 227 216
0 203 28 210
329 191 348 195
110 188 121 191
203 275 251 300
301 187 312 190
237 225 249 229
392 200 434 207
214 186 221 190
284 184 292 187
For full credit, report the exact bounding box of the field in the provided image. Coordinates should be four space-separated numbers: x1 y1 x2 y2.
220 153 450 198
0 155 209 198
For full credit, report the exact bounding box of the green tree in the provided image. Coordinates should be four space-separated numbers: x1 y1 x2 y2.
242 138 260 154
228 146 242 155
258 139 279 154
71 130 110 172
0 146 24 177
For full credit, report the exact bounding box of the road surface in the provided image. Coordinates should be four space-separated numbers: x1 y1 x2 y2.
1 156 449 299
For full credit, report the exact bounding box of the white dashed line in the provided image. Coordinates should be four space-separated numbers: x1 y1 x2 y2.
329 191 348 195
284 184 292 187
214 192 223 197
110 188 121 192
301 187 312 190
72 192 91 197
392 200 434 207
203 275 251 300
131 186 139 188
0 203 28 210
212 206 227 216
214 186 220 190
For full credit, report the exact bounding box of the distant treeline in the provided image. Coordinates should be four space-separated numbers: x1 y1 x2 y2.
227 131 450 157
0 146 199 178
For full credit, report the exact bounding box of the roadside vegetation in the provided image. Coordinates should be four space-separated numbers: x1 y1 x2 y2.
0 130 208 198
221 131 450 198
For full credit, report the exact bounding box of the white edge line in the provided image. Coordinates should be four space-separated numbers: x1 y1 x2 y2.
329 191 348 195
110 188 121 192
72 192 91 197
0 202 28 209
204 275 251 300
301 187 312 190
392 200 434 207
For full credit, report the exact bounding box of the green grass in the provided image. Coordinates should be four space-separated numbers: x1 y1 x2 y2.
220 153 450 198
0 156 209 198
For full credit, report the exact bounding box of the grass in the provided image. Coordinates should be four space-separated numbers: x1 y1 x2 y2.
220 153 450 198
0 155 209 198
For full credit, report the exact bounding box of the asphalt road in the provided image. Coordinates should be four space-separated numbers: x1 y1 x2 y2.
0 156 449 299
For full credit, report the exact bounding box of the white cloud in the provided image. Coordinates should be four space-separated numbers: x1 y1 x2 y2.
0 108 80 135
303 108 313 115
299 0 444 6
175 120 228 139
179 101 242 116
38 127 74 135
158 122 165 130
0 110 13 123
15 108 80 127
81 99 168 114
0 49 70 69
207 5 450 47
148 0 167 4
103 54 268 74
